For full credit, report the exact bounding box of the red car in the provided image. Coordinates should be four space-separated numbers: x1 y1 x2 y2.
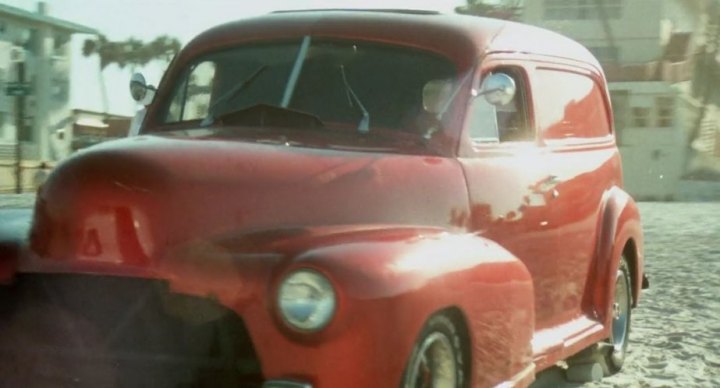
0 9 646 388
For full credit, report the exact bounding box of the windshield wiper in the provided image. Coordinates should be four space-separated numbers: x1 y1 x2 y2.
339 65 370 134
201 65 269 127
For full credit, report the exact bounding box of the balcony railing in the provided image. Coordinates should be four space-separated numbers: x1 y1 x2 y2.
602 59 695 83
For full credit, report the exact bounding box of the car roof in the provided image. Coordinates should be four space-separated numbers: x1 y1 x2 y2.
179 9 601 71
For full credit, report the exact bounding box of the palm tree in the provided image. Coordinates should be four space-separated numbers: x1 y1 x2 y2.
455 0 523 20
684 1 720 174
81 35 181 114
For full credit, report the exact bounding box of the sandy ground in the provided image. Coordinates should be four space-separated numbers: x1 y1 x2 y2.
1 196 719 387
534 202 720 388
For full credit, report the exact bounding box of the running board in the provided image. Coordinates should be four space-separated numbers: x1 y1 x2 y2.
531 316 605 371
493 363 535 388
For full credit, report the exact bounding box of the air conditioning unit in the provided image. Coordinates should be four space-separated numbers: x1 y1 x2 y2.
0 43 25 70
9 46 26 63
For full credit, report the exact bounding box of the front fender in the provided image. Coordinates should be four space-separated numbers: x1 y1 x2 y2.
279 227 535 388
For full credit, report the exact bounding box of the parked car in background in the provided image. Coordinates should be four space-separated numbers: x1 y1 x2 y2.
0 10 646 387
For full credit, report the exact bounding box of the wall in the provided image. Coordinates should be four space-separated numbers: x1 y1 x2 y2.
521 0 664 64
0 15 72 162
609 81 687 200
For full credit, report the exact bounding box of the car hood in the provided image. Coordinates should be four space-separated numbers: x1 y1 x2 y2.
28 135 469 272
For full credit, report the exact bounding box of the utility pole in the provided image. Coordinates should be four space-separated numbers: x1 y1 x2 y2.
687 1 720 170
12 57 27 194
4 40 31 193
593 0 618 58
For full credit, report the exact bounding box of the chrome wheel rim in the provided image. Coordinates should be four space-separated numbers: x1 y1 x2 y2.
610 267 630 365
407 332 457 388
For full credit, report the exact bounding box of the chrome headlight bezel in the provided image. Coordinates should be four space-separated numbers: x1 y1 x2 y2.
277 268 337 332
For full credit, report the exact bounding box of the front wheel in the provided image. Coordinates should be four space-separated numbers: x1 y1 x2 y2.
605 258 632 374
401 314 466 388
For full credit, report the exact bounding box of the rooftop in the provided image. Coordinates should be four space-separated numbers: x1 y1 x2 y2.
0 2 98 35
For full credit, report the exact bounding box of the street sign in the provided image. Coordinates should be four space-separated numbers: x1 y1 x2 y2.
5 82 31 96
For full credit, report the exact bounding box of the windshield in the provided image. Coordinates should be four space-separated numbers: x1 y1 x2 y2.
156 38 461 146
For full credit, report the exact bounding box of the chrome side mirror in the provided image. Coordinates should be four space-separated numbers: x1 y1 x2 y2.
130 72 156 104
130 73 148 101
477 73 516 106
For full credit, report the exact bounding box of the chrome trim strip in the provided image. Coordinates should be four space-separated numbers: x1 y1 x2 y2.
263 380 313 388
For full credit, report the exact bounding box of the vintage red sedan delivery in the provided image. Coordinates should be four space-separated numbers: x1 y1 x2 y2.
0 9 646 388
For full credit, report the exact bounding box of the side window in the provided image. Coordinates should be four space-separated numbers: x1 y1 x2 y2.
165 61 217 122
467 95 499 141
533 69 611 139
468 67 533 143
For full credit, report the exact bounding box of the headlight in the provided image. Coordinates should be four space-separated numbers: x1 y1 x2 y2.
278 269 336 332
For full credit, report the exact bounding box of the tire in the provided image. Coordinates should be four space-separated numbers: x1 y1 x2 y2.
604 258 632 374
401 314 467 388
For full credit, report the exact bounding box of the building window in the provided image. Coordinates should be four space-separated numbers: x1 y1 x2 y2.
602 0 623 18
632 107 650 127
545 0 622 20
545 0 576 20
656 96 674 127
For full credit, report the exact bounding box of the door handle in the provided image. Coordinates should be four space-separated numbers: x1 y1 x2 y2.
532 175 561 194
532 175 562 193
544 174 561 185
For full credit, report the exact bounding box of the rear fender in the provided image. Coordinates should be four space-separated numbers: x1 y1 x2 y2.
588 187 644 324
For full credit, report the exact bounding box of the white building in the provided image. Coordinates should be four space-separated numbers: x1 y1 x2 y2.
521 0 712 200
0 2 96 191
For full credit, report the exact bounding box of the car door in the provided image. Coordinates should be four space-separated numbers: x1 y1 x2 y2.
458 60 561 332
530 64 621 327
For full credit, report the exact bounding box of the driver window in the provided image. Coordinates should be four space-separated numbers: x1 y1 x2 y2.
468 67 532 143
166 61 217 122
467 95 499 141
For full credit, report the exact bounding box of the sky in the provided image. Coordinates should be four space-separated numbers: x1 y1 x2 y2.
4 0 466 115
